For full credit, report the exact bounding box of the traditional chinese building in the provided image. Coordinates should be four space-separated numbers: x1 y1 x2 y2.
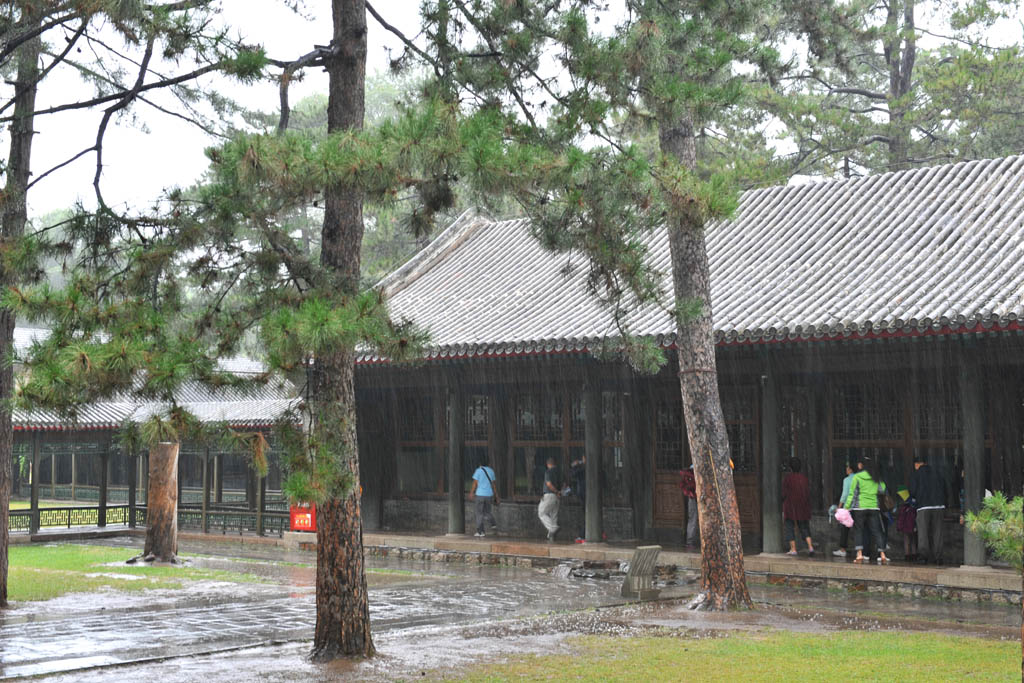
10 327 297 534
355 155 1024 565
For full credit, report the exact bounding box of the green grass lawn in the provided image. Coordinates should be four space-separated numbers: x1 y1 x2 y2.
8 499 77 510
463 631 1018 682
8 544 268 601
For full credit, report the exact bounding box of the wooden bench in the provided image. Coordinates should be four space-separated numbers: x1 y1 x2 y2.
621 545 662 600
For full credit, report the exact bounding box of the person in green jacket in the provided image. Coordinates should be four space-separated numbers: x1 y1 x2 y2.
845 457 890 565
832 463 856 558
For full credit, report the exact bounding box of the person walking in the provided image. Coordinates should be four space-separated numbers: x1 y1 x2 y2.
469 458 499 537
783 457 815 556
538 457 564 542
680 465 699 549
845 457 890 564
910 454 948 565
832 463 855 558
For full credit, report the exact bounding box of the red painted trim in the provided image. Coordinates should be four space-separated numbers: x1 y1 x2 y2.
355 321 1021 366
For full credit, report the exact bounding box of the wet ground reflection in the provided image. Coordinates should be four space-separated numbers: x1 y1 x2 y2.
0 537 1018 681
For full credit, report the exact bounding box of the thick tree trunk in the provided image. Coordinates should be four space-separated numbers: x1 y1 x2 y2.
884 0 915 171
659 116 752 611
310 0 374 661
140 442 179 563
0 13 41 609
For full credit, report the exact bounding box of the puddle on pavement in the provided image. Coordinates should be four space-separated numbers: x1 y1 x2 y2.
4 538 1019 682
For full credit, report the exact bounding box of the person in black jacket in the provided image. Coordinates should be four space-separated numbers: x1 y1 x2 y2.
909 454 950 565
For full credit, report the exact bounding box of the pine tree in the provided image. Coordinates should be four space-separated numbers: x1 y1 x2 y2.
380 0 803 610
773 0 1024 174
0 0 267 607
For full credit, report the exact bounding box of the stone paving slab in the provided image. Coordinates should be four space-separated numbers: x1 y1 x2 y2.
0 557 632 681
16 526 1021 594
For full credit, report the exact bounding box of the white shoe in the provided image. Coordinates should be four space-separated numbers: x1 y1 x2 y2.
474 531 485 537
832 549 846 557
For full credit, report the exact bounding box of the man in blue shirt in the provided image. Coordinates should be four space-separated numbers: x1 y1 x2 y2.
470 459 499 537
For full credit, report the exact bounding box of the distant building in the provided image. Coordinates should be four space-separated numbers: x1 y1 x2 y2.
355 155 1024 564
10 327 297 525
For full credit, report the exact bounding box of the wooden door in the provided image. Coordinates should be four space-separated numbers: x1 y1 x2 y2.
652 395 685 527
723 387 761 534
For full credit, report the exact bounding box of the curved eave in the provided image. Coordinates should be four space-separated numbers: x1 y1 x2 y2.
13 421 286 433
356 318 1023 365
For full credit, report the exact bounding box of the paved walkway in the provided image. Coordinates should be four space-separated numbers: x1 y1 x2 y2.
14 523 1022 594
361 531 1023 595
1 534 1019 681
0 545 631 680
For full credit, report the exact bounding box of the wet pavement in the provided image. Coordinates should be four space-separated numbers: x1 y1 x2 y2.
0 537 1018 681
0 537 638 680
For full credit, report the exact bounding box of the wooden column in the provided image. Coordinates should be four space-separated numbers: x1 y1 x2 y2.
626 386 652 540
29 432 40 534
214 453 223 503
491 393 510 500
179 457 186 510
583 384 604 543
255 470 265 537
760 357 783 553
128 453 138 528
70 449 77 500
245 466 256 510
201 447 210 534
140 452 149 505
815 378 831 509
50 450 55 497
960 353 986 566
447 388 465 535
98 451 109 528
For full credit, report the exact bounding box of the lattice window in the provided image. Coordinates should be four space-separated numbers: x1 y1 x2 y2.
915 384 961 441
465 394 490 442
515 393 564 441
721 392 755 422
728 423 757 472
832 383 901 441
654 398 683 471
778 393 810 463
398 395 435 442
602 392 623 442
569 396 585 441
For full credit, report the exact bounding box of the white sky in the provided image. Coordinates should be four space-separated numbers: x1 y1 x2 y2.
22 0 425 218
13 1 1023 218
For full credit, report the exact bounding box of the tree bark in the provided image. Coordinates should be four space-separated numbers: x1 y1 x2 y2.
884 0 915 171
310 0 374 661
659 115 752 611
0 11 41 609
141 442 179 563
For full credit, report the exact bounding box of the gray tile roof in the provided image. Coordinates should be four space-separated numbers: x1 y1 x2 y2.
11 330 298 430
370 155 1024 361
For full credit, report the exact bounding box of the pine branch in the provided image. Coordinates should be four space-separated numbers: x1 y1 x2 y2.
0 6 83 65
0 19 87 117
272 44 340 134
0 61 225 123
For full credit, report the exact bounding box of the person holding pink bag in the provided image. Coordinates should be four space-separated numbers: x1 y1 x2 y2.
832 464 856 557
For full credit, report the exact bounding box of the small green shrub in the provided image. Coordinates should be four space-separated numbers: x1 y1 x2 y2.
965 492 1023 571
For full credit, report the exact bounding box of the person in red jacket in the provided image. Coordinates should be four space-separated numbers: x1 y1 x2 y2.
783 457 815 557
679 466 698 548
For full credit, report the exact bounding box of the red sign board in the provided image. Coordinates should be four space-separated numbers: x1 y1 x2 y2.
289 503 316 532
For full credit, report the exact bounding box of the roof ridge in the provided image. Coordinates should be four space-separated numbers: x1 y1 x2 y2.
379 208 494 298
734 154 1021 205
